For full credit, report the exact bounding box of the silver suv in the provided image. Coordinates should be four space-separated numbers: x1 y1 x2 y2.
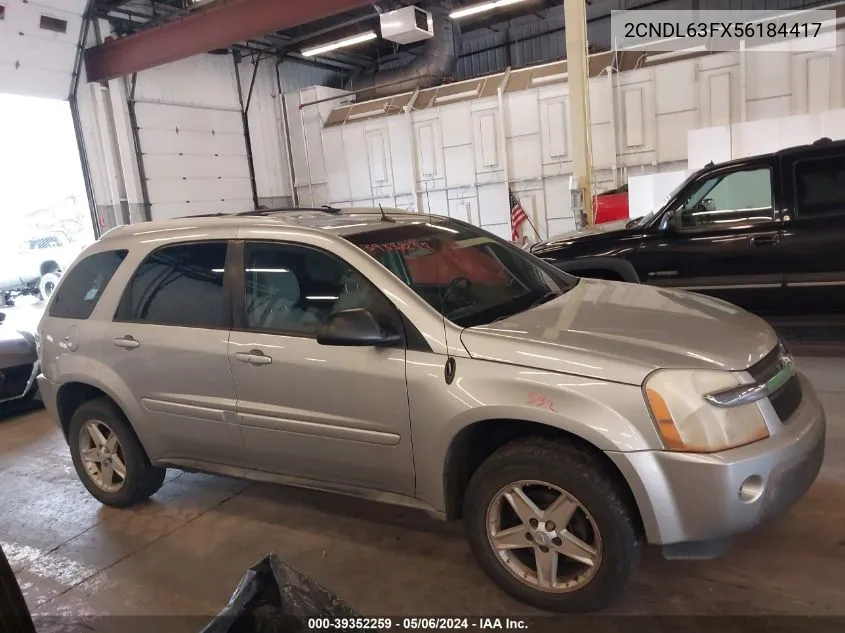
37 209 825 612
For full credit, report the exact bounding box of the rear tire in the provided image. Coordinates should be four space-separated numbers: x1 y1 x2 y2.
0 544 36 633
68 398 165 507
463 438 641 612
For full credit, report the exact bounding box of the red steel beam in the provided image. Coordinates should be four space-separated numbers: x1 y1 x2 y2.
85 0 374 82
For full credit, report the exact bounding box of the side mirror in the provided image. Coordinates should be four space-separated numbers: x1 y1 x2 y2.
317 308 402 347
659 211 678 232
0 312 5 324
701 198 716 212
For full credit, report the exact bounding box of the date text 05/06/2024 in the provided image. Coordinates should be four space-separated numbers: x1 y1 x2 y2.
306 617 529 631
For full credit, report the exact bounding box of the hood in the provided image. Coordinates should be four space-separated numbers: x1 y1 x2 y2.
532 220 634 256
0 325 37 365
460 279 777 385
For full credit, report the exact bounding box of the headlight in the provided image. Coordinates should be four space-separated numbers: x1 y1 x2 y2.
644 369 770 453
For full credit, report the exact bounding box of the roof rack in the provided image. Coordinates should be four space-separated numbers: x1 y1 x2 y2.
179 205 342 219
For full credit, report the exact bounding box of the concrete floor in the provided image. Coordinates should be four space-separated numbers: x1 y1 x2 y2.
0 357 843 624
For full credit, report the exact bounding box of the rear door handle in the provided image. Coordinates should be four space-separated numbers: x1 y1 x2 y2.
113 336 141 349
750 235 778 246
234 350 272 366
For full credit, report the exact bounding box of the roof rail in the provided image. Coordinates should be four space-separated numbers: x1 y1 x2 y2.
179 205 343 219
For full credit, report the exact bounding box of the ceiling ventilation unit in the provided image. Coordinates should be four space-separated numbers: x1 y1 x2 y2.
380 6 434 45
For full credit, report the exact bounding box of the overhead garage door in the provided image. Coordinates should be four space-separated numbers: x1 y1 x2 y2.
134 100 253 220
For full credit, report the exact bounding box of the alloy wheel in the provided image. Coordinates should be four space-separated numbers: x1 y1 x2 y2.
485 480 602 592
78 419 127 493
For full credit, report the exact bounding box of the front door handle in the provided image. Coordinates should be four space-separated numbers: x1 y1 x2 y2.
750 235 778 246
113 336 140 349
234 350 272 366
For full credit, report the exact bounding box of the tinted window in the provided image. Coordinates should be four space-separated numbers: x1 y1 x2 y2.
674 168 773 229
49 250 127 320
243 242 395 336
794 156 845 217
346 221 575 328
118 242 228 328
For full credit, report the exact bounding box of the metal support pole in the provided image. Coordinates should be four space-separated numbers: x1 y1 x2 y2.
565 0 593 226
69 1 101 238
234 52 260 210
277 61 299 207
127 73 152 222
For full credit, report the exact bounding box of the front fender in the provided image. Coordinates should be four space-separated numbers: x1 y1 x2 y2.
407 352 662 513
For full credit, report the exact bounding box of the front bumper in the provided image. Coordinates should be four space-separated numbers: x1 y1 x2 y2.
608 373 825 548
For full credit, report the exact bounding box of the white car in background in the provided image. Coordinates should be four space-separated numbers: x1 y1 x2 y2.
0 231 87 305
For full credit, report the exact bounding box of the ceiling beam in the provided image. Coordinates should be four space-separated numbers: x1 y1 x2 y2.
85 0 374 82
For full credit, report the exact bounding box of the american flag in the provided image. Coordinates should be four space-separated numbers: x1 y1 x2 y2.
509 189 528 242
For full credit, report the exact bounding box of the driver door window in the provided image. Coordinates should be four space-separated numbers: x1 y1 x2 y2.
676 168 774 229
243 242 399 337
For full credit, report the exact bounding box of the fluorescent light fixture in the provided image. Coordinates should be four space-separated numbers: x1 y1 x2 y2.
306 296 340 301
301 31 377 57
433 88 480 104
531 72 567 85
346 106 387 121
450 0 528 20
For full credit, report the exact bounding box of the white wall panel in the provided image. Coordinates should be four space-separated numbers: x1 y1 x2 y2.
505 92 540 137
473 109 503 172
444 146 476 188
387 117 414 195
421 189 448 215
323 127 352 202
440 103 473 147
139 128 245 156
366 128 392 188
0 0 85 99
135 55 240 110
655 62 695 115
543 177 573 220
478 182 510 226
342 125 371 200
656 111 696 163
541 99 569 163
134 102 242 133
807 56 832 113
143 154 248 180
508 136 542 182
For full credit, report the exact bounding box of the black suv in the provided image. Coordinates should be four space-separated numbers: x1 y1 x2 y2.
531 138 845 317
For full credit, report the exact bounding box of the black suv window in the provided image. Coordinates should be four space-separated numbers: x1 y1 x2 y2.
242 241 397 336
49 250 128 320
673 167 774 229
794 156 845 218
117 242 228 328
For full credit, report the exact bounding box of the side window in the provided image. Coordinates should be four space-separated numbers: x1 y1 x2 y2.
794 156 845 218
49 250 128 319
243 242 397 336
117 242 228 328
675 168 773 229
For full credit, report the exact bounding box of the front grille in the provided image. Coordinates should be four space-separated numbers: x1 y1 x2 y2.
748 344 786 384
0 363 34 400
770 374 803 423
747 343 803 423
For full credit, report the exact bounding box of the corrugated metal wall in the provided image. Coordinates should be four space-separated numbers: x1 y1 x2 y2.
456 0 839 80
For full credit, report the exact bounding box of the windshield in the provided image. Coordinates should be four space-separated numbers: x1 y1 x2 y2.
346 220 577 328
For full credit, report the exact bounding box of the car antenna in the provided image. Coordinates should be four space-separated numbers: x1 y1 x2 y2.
422 186 456 385
378 203 396 223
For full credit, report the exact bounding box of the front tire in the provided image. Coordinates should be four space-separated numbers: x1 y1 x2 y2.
463 438 641 612
68 398 165 507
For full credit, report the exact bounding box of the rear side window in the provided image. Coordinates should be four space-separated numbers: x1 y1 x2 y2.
49 250 128 320
116 242 228 328
794 156 845 217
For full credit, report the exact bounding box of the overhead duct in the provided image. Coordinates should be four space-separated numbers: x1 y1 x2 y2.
350 1 459 100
